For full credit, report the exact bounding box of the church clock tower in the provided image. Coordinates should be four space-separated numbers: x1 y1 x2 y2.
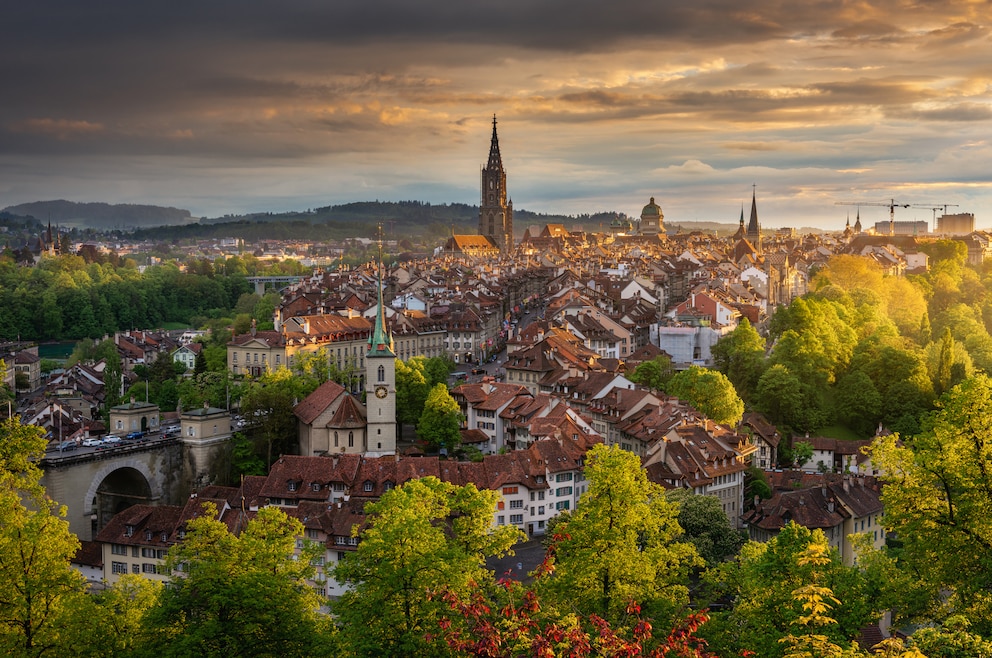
365 234 397 455
479 115 513 252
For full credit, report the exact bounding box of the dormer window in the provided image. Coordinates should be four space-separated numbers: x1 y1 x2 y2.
384 481 394 491
145 529 152 541
287 481 297 492
363 481 373 492
311 482 321 492
161 532 168 542
125 525 134 537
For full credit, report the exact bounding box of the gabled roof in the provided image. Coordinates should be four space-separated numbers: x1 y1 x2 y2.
293 380 347 424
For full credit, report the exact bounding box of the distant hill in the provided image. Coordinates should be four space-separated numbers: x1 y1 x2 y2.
3 200 196 229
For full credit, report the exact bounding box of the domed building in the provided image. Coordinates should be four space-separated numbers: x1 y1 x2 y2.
639 197 664 236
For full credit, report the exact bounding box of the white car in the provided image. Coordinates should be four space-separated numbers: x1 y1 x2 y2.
102 435 122 445
82 438 102 447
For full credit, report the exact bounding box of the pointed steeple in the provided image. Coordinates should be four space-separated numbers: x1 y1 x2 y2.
487 114 503 171
746 186 761 253
739 204 745 228
367 229 394 357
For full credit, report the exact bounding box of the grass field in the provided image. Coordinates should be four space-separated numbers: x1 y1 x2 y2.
815 425 864 441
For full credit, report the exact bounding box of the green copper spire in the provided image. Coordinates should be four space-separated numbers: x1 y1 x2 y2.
368 226 394 357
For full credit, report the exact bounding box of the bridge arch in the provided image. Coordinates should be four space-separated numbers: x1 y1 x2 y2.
83 459 162 536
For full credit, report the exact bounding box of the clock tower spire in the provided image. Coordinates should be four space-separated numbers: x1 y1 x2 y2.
365 225 396 455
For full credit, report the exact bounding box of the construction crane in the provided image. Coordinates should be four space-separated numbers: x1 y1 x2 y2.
913 204 959 232
835 199 910 236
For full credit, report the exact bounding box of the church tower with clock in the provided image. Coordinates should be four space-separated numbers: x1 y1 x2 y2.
365 241 397 455
479 115 513 252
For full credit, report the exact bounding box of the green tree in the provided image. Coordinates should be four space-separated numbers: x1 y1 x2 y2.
701 523 880 658
241 368 302 467
421 354 456 387
711 317 766 400
395 357 429 435
665 489 745 567
665 365 744 426
143 504 334 657
417 382 463 452
193 349 207 376
627 354 675 391
871 374 992 633
0 419 89 657
66 575 162 657
833 370 882 437
792 440 814 468
542 445 701 625
334 477 520 657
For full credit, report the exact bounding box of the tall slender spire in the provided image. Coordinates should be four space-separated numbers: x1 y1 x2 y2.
746 186 761 253
487 114 502 171
368 225 393 356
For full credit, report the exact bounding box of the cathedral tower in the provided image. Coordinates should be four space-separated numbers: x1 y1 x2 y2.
479 115 513 252
365 234 397 455
746 188 762 254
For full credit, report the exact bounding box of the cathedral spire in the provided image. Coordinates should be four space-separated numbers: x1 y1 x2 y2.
487 114 502 171
746 186 761 253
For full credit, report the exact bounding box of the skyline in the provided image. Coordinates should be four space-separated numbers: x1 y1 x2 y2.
2 1 991 231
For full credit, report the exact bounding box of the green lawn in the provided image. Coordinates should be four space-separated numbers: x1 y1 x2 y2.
161 322 191 330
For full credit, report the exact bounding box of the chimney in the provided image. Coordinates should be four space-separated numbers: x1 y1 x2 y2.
843 474 850 492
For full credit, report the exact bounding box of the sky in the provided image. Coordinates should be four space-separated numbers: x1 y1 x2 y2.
2 1 991 231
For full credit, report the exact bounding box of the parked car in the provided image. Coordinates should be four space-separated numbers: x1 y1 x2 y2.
471 367 486 375
82 438 103 447
125 431 145 440
102 435 122 445
58 441 77 452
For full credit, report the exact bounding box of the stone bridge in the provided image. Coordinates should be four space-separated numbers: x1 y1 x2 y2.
41 438 187 541
246 275 302 296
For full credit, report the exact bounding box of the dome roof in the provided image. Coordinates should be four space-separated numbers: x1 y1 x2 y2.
641 197 662 217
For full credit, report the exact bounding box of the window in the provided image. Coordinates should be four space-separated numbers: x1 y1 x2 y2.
502 486 518 495
556 472 573 483
111 561 127 575
132 546 139 557
132 564 140 574
538 491 545 501
112 544 127 555
497 516 505 525
311 482 321 492
125 525 134 537
363 481 373 492
334 431 339 447
337 551 346 562
306 528 320 540
287 481 297 492
538 506 544 515
530 492 535 501
141 548 157 558
555 500 570 511
377 365 385 382
509 500 523 509
332 483 346 492
510 514 524 524
348 537 358 546
335 536 347 545
349 432 354 448
556 486 572 497
142 563 157 574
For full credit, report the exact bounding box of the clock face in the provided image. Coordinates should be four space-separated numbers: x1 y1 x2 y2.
375 385 388 399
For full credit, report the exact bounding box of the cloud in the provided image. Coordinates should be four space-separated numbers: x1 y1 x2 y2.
9 118 104 139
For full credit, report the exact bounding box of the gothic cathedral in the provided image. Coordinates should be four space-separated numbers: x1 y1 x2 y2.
479 115 513 252
365 251 397 455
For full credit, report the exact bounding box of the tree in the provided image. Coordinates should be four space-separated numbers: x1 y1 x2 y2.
65 575 162 658
0 418 90 657
871 374 992 633
417 382 463 452
665 365 744 426
193 349 207 376
792 440 814 468
143 504 334 657
665 489 745 567
711 317 766 400
833 370 882 437
240 368 302 467
542 445 701 626
701 523 881 658
627 354 675 391
395 357 429 436
333 477 521 657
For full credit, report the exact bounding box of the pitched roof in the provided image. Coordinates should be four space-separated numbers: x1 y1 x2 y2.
293 380 347 424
